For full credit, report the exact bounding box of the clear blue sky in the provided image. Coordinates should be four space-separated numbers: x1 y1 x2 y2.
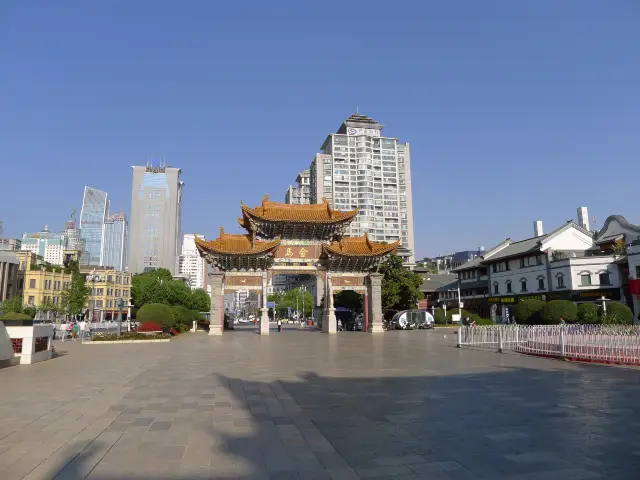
1 1 638 258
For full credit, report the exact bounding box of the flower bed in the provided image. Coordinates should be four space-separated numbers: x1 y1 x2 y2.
91 332 171 342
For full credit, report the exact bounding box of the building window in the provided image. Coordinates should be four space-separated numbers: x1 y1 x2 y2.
29 279 36 288
28 296 35 306
557 274 565 288
599 272 611 285
521 279 527 292
506 281 512 293
537 277 545 290
580 274 592 286
493 282 499 294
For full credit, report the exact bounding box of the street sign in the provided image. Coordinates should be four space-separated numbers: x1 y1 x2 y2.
459 302 464 308
267 302 275 308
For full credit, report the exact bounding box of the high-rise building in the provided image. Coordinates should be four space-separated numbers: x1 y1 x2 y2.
177 233 206 290
129 165 183 274
101 213 128 271
308 113 415 263
79 186 109 266
21 225 67 266
0 238 21 252
284 169 311 205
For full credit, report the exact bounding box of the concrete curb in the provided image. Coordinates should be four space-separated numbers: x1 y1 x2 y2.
84 339 171 344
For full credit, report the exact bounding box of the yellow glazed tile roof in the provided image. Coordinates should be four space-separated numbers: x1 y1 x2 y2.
194 229 280 256
239 195 358 225
322 234 400 257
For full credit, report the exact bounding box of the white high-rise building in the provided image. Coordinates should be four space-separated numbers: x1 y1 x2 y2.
308 113 415 264
101 213 128 271
79 186 109 266
177 233 206 290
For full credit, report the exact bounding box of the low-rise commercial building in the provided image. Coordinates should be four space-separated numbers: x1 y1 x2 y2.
451 210 640 323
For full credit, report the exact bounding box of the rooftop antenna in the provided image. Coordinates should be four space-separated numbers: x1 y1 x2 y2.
356 105 359 114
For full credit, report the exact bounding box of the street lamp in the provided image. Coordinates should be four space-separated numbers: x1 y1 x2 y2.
87 269 97 323
116 298 124 336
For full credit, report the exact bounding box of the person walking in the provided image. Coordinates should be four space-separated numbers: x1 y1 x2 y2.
277 318 282 332
71 322 79 341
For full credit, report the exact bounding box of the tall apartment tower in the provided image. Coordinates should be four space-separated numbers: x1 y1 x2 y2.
177 233 206 290
79 186 109 266
129 165 183 274
309 113 415 263
101 213 128 271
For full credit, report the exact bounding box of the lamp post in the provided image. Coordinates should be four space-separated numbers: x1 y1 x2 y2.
600 296 608 314
87 269 97 323
301 286 307 323
116 298 124 336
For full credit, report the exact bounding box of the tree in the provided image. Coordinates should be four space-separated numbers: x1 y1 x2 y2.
61 262 90 318
267 289 313 318
379 254 423 310
514 299 545 325
577 303 599 324
446 308 471 322
334 290 362 312
131 268 174 308
540 300 578 324
189 289 210 311
433 308 446 325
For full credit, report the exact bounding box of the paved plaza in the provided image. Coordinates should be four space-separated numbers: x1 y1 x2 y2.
1 325 640 479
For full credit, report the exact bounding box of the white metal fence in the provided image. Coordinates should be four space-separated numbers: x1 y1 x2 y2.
458 325 640 365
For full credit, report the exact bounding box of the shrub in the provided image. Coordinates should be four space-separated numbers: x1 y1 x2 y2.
171 305 193 327
0 312 32 321
137 321 163 333
434 308 446 325
137 303 175 330
93 332 170 341
469 313 481 323
446 308 471 322
475 317 494 325
599 301 633 325
169 328 180 335
577 303 599 324
514 299 545 325
540 300 578 325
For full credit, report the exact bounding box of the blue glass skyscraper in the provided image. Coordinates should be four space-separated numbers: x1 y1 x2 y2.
79 186 109 266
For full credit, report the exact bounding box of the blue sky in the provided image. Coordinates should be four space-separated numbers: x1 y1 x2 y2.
1 1 638 258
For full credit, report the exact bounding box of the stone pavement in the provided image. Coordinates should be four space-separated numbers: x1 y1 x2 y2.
1 324 639 479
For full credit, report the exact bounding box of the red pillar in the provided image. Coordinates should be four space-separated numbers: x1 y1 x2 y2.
364 292 369 333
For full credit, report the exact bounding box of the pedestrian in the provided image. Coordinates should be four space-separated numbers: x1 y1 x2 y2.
79 319 87 341
71 322 79 341
277 318 282 332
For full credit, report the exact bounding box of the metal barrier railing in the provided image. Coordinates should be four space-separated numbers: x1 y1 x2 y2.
458 325 640 364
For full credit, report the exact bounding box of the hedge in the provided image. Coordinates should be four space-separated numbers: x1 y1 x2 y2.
137 303 175 330
540 300 577 325
0 312 32 321
434 308 446 325
599 301 633 324
577 303 599 324
514 299 545 325
172 305 198 328
138 322 163 332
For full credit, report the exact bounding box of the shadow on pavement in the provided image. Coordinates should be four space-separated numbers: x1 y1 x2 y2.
35 362 640 479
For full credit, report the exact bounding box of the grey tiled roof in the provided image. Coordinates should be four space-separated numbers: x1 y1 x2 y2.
451 256 483 273
485 222 592 262
419 274 457 292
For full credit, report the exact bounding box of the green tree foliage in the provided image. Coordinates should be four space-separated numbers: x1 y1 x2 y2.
266 288 313 317
137 303 175 330
540 300 578 325
334 290 362 312
514 299 545 325
379 254 423 310
189 289 210 311
577 303 599 324
131 268 210 311
599 301 633 324
171 305 204 329
1 296 24 314
433 308 446 325
61 262 90 317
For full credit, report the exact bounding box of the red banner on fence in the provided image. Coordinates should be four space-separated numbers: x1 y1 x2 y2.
630 279 640 295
